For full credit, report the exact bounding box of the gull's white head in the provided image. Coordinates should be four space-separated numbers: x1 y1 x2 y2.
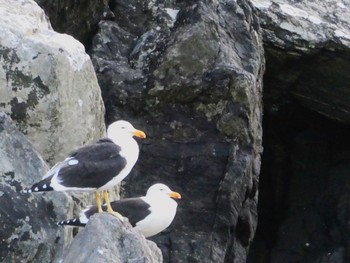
107 120 146 140
146 183 182 200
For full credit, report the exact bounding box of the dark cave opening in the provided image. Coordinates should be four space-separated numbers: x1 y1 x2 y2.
248 51 350 263
247 101 350 263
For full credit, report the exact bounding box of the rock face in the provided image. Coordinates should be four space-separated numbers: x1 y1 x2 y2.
61 213 163 263
30 0 350 262
0 112 72 263
247 1 350 263
251 0 350 124
0 0 106 165
26 0 263 262
89 0 264 262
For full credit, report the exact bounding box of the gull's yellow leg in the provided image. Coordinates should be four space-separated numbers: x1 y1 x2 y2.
95 192 103 213
103 190 124 221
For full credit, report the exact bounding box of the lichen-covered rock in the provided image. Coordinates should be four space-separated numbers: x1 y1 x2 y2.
0 0 105 165
61 213 163 263
0 112 72 263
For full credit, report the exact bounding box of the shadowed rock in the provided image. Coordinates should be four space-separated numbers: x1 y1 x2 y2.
35 0 113 45
248 1 350 263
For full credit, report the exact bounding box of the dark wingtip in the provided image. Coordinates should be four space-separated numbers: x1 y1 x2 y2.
57 219 85 227
21 188 32 194
22 181 54 194
57 220 67 226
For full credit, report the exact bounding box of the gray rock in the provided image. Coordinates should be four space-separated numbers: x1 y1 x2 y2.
251 0 350 124
251 0 350 49
0 112 73 263
0 0 106 165
61 213 163 263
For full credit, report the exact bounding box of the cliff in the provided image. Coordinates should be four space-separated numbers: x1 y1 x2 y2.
3 0 349 262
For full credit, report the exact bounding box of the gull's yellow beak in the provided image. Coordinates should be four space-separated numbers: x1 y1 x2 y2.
133 129 146 139
169 191 182 199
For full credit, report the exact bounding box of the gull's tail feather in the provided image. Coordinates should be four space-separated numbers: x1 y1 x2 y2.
22 177 54 194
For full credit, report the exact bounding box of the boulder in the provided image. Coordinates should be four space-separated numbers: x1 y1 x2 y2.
61 213 163 263
0 0 106 165
0 112 72 262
